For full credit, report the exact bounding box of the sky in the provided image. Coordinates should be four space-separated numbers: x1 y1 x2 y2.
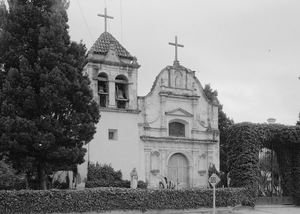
66 0 300 125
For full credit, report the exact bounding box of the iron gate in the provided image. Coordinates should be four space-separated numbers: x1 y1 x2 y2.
257 145 293 205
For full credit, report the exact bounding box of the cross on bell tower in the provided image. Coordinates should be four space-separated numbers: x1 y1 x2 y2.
97 8 114 32
169 36 184 66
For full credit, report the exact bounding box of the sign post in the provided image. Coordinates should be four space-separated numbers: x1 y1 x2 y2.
208 173 220 214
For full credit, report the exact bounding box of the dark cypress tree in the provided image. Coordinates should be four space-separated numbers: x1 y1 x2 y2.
0 0 100 189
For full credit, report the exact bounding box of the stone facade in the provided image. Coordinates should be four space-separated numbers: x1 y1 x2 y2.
78 31 219 189
139 62 219 188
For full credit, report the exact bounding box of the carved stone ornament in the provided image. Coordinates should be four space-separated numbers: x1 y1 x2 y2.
151 169 160 176
151 151 160 157
198 170 206 176
196 115 209 128
199 153 206 159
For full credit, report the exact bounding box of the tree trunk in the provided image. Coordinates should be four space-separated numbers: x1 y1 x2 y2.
38 164 47 190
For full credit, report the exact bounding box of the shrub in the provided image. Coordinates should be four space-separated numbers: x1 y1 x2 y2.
0 187 246 213
0 161 26 190
87 163 123 182
86 163 148 189
85 179 130 188
85 179 148 189
137 180 148 189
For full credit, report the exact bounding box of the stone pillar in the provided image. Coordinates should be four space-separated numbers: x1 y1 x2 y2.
145 150 151 185
160 96 166 136
127 70 133 109
208 144 214 165
192 151 198 187
108 80 116 107
93 81 99 105
87 65 99 104
191 100 198 138
161 150 167 177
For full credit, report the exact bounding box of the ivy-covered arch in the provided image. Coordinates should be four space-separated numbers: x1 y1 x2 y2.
226 123 300 206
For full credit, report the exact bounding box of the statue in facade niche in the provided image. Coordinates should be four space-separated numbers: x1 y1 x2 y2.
130 168 138 189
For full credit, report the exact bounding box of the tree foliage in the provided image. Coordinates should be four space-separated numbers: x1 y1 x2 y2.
0 0 100 189
203 84 234 175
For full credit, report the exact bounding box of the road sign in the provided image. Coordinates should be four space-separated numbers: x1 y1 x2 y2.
208 173 220 186
208 173 221 214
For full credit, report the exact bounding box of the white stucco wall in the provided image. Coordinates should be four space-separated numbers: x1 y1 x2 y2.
87 111 144 181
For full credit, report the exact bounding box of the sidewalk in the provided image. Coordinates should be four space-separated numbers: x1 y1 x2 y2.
52 205 300 214
231 205 300 214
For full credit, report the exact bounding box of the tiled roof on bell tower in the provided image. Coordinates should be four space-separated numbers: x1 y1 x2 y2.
89 32 134 60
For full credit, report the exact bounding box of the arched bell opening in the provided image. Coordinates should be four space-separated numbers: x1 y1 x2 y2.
98 72 109 107
115 75 128 109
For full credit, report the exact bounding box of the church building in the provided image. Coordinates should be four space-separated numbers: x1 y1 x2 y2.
78 9 220 189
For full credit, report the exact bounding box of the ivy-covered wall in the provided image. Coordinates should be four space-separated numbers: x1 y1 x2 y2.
226 122 300 206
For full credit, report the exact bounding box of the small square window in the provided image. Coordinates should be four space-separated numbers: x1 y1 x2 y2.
108 129 118 140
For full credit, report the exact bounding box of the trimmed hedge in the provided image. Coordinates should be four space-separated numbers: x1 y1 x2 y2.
0 187 245 213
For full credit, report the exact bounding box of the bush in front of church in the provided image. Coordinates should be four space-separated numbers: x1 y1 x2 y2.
85 162 147 189
85 179 148 189
87 162 123 181
137 180 148 189
0 161 25 190
86 179 130 188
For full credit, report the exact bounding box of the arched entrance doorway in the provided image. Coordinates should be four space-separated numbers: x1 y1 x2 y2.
168 153 189 189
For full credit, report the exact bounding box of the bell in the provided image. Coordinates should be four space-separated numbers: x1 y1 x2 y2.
117 88 125 99
98 86 104 93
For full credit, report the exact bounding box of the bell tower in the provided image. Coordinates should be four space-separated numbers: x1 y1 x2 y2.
84 8 140 111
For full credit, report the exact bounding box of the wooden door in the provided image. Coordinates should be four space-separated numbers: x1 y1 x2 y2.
168 153 188 189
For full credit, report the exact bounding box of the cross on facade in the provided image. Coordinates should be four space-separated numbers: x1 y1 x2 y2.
98 8 114 32
169 36 184 62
